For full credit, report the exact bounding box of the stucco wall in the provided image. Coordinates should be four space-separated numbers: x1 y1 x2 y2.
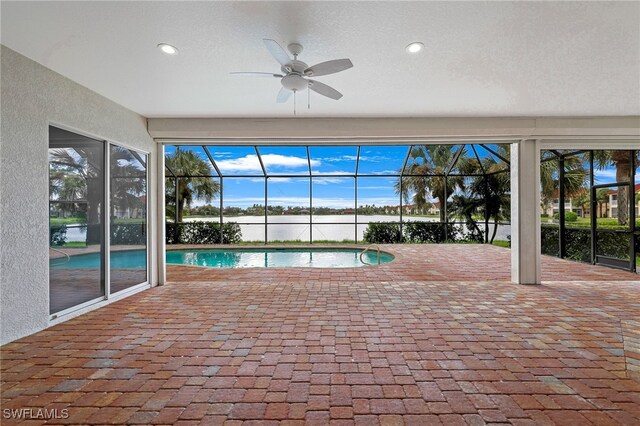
0 46 156 344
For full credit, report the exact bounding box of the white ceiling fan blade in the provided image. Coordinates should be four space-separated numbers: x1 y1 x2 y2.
263 39 291 67
304 59 353 77
230 72 283 78
308 80 343 100
276 87 292 103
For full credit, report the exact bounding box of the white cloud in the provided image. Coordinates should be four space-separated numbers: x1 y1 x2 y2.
594 169 640 185
358 186 394 190
314 178 348 185
215 154 320 173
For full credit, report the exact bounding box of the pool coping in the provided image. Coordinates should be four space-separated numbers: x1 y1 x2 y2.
165 244 397 269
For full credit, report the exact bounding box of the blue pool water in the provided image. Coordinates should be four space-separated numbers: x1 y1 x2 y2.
50 248 393 269
50 250 148 269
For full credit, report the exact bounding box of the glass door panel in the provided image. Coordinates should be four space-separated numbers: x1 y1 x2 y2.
49 127 105 314
110 146 148 293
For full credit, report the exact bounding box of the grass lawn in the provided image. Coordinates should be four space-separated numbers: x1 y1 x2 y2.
50 217 144 225
50 217 86 225
542 216 640 230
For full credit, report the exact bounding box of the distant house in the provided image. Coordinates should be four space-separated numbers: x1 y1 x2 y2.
542 184 640 218
541 189 589 217
383 203 435 215
606 184 640 218
427 202 440 216
113 196 146 219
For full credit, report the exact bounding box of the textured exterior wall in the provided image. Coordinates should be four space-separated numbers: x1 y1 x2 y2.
0 46 156 344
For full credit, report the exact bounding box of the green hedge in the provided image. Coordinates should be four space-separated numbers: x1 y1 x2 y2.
596 231 631 260
49 225 67 246
166 221 242 244
111 223 146 245
565 228 590 262
542 224 634 263
553 211 578 222
362 222 484 244
362 222 403 243
541 225 559 257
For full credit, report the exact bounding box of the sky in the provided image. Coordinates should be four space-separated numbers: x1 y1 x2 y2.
165 145 638 209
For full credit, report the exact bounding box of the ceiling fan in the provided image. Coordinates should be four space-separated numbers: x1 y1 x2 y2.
231 39 353 103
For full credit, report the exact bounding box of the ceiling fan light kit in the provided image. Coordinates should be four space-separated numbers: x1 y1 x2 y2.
231 38 353 111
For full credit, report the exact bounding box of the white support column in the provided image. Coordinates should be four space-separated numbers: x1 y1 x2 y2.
157 144 166 285
511 139 541 284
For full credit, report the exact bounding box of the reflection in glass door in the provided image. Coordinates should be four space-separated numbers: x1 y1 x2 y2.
110 146 148 293
49 126 149 316
49 127 105 314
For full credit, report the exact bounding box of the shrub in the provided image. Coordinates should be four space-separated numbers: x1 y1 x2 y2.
111 223 146 245
363 222 403 244
50 225 67 246
596 231 631 260
541 225 559 257
552 211 578 222
565 228 591 262
403 222 458 243
542 225 632 264
166 221 242 244
362 221 483 244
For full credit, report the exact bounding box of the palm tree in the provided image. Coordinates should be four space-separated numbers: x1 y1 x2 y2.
571 190 590 218
110 147 146 219
540 151 589 208
593 150 639 226
165 149 220 222
596 188 610 218
49 148 102 243
396 145 467 223
449 152 511 243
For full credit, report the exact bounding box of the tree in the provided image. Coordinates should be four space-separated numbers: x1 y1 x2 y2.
49 147 102 243
396 145 467 223
596 188 610 218
571 190 590 218
593 150 640 226
165 149 220 222
540 151 589 209
110 147 146 219
449 151 511 244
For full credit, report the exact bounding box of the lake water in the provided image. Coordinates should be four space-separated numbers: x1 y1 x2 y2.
61 215 511 243
185 215 512 242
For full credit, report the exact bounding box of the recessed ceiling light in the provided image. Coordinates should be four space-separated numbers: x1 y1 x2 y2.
158 43 179 55
405 42 424 54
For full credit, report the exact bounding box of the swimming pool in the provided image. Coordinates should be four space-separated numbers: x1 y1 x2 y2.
50 248 394 269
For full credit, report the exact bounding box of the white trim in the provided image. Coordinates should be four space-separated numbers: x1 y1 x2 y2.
146 151 152 286
147 116 640 141
511 139 542 285
539 141 640 150
157 145 166 285
48 120 151 155
158 137 521 146
109 281 151 299
104 142 111 298
49 283 150 325
50 295 105 320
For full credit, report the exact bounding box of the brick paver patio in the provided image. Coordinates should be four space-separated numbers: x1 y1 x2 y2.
2 245 639 425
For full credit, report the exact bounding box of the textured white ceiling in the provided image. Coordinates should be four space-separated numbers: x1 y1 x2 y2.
2 1 639 118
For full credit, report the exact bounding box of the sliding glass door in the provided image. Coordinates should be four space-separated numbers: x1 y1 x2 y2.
109 145 148 293
49 126 148 316
49 127 106 314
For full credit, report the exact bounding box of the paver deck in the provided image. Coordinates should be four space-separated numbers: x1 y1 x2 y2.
2 245 639 425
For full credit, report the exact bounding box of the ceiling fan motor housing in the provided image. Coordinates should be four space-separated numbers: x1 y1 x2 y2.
281 74 308 91
281 59 310 91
